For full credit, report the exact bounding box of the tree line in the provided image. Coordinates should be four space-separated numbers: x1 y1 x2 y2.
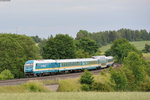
76 29 150 47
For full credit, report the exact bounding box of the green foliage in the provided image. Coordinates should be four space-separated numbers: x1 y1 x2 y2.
106 38 140 63
143 44 150 53
31 35 41 43
92 82 113 92
122 67 135 90
0 70 14 80
145 62 150 77
80 69 94 85
124 52 146 85
0 34 40 78
76 49 90 58
100 41 150 53
105 49 113 56
76 30 89 40
81 84 90 91
139 79 150 91
76 29 150 47
110 68 128 91
21 81 49 92
76 38 98 56
42 34 76 59
38 38 47 55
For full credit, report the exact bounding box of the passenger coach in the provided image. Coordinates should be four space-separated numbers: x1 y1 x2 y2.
24 56 114 77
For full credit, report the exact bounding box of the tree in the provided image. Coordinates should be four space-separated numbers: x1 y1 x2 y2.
105 38 140 63
42 34 76 59
80 69 94 91
76 30 89 40
76 49 90 58
0 34 40 78
0 69 14 80
75 29 150 48
31 35 41 43
123 52 146 85
38 38 47 55
110 69 128 91
142 44 150 53
76 38 98 56
80 69 94 85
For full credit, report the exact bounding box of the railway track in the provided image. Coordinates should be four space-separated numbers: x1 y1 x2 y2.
0 63 121 86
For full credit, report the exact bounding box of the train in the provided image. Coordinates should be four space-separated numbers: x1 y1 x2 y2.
24 56 114 77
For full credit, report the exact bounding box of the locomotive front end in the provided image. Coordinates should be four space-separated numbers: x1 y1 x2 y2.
24 60 34 77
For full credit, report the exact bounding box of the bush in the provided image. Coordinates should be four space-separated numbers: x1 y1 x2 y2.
92 82 113 92
21 81 49 92
123 52 146 85
110 69 128 91
138 79 150 91
81 84 90 91
0 69 14 80
122 67 135 90
80 69 94 85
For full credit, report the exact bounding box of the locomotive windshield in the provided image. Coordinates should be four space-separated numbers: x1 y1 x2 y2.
25 64 33 68
24 60 34 73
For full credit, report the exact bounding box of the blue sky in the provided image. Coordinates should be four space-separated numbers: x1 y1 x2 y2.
0 0 150 38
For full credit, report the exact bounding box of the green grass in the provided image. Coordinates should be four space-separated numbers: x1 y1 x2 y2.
57 78 81 92
143 53 150 61
100 41 150 53
0 92 150 100
0 81 50 93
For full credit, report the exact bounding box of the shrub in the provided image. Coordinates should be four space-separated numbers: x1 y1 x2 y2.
92 82 113 92
123 52 146 85
138 79 150 91
110 69 128 91
80 69 94 85
81 84 90 91
122 67 135 90
21 81 49 92
0 69 14 80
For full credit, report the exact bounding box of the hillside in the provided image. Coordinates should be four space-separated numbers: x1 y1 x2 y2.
100 41 150 53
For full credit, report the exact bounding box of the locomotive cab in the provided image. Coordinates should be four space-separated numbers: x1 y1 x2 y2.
24 60 34 77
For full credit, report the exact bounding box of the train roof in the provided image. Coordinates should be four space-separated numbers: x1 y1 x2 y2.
106 56 113 59
92 56 106 59
32 58 98 63
56 58 97 63
34 59 56 63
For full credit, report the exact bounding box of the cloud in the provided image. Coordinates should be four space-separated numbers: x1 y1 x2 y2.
0 0 149 37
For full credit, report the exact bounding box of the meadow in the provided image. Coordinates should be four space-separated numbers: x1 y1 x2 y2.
100 41 150 53
0 92 150 100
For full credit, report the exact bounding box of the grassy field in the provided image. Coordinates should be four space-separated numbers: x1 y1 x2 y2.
0 92 150 100
143 53 150 61
100 41 150 53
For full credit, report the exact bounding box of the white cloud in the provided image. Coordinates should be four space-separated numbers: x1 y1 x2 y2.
0 0 149 37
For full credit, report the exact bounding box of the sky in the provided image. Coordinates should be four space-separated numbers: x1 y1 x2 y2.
0 0 150 38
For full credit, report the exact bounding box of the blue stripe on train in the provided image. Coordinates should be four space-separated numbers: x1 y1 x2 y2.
33 66 100 74
34 69 58 74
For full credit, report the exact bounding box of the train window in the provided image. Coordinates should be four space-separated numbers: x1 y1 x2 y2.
65 63 67 66
63 63 65 67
